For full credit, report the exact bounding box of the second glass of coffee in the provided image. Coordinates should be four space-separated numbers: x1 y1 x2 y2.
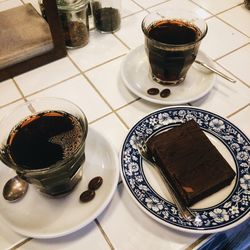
142 9 208 85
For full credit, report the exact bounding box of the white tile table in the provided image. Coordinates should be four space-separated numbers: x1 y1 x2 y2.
0 0 249 249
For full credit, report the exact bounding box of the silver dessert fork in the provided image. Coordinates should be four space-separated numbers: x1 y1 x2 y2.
135 138 197 222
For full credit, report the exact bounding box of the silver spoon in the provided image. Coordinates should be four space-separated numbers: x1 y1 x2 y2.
3 176 28 202
135 139 197 222
195 60 236 83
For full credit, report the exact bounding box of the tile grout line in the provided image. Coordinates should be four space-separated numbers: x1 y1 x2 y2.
215 42 250 61
1 2 248 250
88 111 114 125
130 0 148 11
189 1 250 39
112 33 131 50
88 96 140 126
0 3 247 250
0 98 24 109
66 55 122 125
82 53 128 73
214 3 243 16
214 42 250 88
184 234 211 250
23 73 81 99
215 60 250 89
114 97 141 113
122 9 147 19
66 53 144 129
84 71 139 130
190 1 246 19
0 0 11 4
215 14 250 39
12 78 26 100
226 103 250 119
95 219 115 250
76 72 115 112
4 0 246 109
189 0 216 17
112 99 140 130
2 0 249 127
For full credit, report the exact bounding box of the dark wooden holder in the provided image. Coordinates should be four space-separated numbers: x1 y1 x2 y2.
0 0 67 82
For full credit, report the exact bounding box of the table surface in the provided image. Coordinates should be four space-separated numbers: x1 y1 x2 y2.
0 0 249 249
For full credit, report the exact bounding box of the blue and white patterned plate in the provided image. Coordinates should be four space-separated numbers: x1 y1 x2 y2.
120 106 250 234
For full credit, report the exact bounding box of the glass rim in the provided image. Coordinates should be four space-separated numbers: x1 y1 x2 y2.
0 97 88 173
141 9 208 48
57 0 88 12
0 97 87 125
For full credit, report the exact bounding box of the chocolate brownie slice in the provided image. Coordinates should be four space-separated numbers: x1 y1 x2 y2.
146 120 235 206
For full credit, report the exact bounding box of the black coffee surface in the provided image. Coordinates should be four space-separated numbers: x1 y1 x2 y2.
148 20 199 45
7 111 83 170
145 20 201 83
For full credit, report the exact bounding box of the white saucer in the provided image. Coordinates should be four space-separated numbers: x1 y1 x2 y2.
0 128 119 239
121 45 216 105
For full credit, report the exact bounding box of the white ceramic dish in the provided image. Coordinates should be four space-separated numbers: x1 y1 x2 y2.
121 45 216 105
0 128 119 239
120 106 250 234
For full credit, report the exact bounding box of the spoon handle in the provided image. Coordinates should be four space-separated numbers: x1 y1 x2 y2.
156 165 196 222
195 60 236 83
138 148 196 222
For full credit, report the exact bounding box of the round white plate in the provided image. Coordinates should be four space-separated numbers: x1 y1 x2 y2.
121 45 216 105
0 128 119 239
120 106 250 234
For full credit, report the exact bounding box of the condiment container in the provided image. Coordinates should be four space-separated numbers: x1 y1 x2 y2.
57 0 89 49
244 0 250 9
91 0 121 33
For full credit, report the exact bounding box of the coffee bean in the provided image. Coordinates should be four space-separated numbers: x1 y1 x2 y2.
88 176 103 191
147 88 159 95
160 88 171 98
80 189 95 202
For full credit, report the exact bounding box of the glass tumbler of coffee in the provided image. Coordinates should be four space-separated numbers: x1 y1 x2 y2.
142 9 208 85
0 98 88 198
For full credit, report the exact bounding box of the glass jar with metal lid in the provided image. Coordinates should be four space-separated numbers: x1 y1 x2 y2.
57 0 89 49
244 0 250 9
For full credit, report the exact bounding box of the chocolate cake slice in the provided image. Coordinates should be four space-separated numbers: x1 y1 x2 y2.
146 120 235 206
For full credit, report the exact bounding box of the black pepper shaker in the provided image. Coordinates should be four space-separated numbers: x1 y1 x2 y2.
57 0 90 49
244 0 250 9
91 0 121 33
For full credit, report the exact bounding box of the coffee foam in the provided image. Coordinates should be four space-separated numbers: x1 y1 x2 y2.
49 117 83 159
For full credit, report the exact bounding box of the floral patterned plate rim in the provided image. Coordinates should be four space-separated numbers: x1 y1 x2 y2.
119 106 250 234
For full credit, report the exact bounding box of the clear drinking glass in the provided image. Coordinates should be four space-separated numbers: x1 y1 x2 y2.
142 9 208 85
57 0 90 48
0 98 88 198
92 0 121 33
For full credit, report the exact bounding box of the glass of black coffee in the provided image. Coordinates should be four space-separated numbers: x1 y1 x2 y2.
142 9 208 85
0 98 88 198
